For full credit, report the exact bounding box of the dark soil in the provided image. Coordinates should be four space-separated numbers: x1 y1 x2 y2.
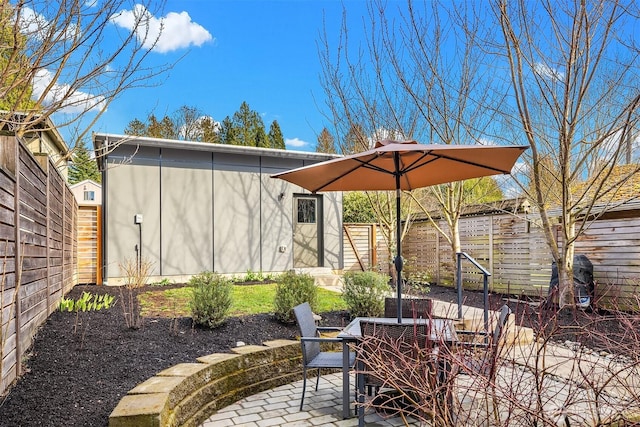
0 283 634 427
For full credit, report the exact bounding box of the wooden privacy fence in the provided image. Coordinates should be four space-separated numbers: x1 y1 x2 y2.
403 211 640 306
343 223 390 274
0 136 77 395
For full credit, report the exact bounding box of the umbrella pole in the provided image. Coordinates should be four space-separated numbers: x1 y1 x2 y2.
394 154 403 323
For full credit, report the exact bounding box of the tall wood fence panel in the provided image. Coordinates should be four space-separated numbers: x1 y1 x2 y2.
573 217 640 305
0 136 77 395
403 212 640 306
343 224 390 274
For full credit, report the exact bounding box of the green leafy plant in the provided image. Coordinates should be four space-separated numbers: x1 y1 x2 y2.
151 277 173 287
189 271 233 328
342 271 389 317
58 291 116 335
273 271 318 323
58 292 115 312
243 269 264 282
405 271 432 295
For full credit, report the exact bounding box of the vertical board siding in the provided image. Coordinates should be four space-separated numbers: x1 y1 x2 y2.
0 137 76 396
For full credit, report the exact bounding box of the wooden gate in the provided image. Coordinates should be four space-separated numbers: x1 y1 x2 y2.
343 224 390 273
77 205 102 284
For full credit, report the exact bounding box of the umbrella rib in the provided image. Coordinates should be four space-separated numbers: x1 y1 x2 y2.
403 152 514 175
310 156 378 192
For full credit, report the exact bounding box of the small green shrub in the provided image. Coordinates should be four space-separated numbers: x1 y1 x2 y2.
405 270 432 295
342 271 389 317
273 271 317 323
151 277 173 287
189 272 232 328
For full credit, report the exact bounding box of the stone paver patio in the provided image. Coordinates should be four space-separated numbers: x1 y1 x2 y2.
201 372 421 427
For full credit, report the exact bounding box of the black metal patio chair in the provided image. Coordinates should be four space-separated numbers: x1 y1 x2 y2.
293 302 355 411
359 321 432 396
384 297 433 319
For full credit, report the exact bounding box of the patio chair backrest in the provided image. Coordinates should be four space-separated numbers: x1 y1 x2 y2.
293 302 320 362
360 321 430 355
384 297 432 319
359 321 431 390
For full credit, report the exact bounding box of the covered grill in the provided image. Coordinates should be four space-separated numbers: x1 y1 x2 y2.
550 254 595 308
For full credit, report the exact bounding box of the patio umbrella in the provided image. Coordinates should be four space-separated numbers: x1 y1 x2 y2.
272 140 528 322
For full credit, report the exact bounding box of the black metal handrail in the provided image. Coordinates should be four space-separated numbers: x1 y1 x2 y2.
456 252 491 335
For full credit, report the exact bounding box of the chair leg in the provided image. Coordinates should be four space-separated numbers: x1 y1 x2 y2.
300 367 307 411
315 368 321 391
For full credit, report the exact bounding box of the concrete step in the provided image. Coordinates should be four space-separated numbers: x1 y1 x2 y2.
293 267 344 293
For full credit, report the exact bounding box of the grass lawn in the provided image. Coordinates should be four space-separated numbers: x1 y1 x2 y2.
138 284 346 317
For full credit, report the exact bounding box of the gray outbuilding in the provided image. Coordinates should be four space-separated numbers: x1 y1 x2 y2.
93 134 343 284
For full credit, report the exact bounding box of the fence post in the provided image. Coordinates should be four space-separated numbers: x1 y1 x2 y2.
12 138 21 378
35 155 52 314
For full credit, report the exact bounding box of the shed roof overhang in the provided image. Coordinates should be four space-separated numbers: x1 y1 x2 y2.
92 133 341 171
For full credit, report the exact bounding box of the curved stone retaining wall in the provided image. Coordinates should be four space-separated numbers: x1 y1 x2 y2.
108 339 302 427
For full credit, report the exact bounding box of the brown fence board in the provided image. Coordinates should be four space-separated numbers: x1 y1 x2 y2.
404 212 640 308
0 137 77 396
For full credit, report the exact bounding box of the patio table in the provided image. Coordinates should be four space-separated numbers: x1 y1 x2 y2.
337 317 458 425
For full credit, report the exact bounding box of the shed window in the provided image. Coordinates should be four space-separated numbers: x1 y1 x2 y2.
84 191 95 201
297 199 316 224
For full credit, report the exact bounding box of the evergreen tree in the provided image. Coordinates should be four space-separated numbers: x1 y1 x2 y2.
231 101 266 146
268 120 285 149
199 116 220 143
316 128 336 153
146 114 177 139
124 106 220 142
219 116 237 145
123 118 147 136
254 127 269 148
68 143 101 184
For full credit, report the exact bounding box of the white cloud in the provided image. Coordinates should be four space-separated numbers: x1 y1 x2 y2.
534 62 564 82
32 69 106 114
285 138 308 149
110 5 212 53
19 7 79 41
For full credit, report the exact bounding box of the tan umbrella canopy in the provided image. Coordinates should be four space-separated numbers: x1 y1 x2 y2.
272 140 528 321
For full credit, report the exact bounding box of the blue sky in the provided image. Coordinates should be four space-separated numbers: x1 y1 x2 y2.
82 1 371 152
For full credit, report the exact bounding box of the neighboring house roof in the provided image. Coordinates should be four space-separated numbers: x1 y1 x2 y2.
70 179 101 190
413 197 531 222
0 111 70 177
0 110 69 152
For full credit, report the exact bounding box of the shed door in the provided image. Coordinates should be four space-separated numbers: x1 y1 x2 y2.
293 195 322 268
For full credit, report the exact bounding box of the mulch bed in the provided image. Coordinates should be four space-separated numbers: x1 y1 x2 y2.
0 283 633 427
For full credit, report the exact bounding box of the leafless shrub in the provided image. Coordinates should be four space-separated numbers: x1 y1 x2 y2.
356 299 640 426
118 257 153 329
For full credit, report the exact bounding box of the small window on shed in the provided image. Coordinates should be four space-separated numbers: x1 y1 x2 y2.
297 198 316 224
84 190 95 201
